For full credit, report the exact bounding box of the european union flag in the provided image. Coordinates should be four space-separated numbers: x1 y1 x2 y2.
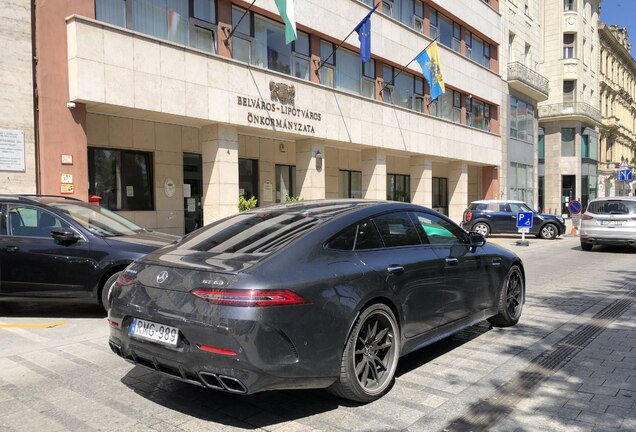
416 41 446 101
354 3 379 64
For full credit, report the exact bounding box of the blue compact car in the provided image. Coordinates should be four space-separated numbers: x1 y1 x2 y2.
461 200 566 239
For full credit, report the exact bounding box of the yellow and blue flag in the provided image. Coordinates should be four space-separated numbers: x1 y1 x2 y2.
415 41 445 101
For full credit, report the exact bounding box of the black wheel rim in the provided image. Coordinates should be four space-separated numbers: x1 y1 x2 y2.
506 270 523 319
353 312 397 393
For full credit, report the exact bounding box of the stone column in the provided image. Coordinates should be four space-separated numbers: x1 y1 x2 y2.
448 161 468 223
482 166 500 200
410 156 432 207
296 140 326 200
201 124 239 224
362 148 386 199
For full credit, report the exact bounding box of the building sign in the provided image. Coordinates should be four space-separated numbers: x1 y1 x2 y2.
61 174 73 184
237 81 322 134
60 183 74 194
0 129 25 172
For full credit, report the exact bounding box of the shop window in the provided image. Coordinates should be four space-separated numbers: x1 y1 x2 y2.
239 158 259 204
432 177 448 215
561 128 576 156
581 175 597 211
88 148 154 211
509 162 534 204
339 170 362 198
387 174 410 202
383 65 424 112
275 165 296 203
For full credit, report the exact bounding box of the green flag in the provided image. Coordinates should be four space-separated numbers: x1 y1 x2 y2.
274 0 297 44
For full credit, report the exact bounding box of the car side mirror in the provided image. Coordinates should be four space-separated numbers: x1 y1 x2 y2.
468 232 486 252
51 228 78 244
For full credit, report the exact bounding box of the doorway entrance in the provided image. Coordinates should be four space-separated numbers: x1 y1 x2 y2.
183 153 203 234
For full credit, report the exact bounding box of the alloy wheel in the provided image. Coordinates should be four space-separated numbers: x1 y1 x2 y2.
353 311 397 393
505 269 524 320
540 224 557 239
474 223 489 237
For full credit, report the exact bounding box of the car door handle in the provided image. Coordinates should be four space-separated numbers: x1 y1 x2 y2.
387 265 404 275
445 257 459 266
3 246 19 253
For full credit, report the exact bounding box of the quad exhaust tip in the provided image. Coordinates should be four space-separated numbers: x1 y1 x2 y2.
199 372 247 393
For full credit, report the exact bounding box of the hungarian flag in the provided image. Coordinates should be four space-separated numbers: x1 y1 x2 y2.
274 0 297 44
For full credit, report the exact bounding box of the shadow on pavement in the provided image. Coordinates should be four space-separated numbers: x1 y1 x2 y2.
0 300 105 319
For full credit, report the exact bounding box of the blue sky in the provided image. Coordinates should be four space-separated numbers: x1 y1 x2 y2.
600 1 636 57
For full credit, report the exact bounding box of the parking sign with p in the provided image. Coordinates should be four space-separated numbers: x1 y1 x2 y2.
516 211 534 233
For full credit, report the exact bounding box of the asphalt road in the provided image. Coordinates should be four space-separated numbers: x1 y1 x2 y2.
0 235 635 432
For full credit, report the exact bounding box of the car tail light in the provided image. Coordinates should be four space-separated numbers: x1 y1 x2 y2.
114 274 134 287
465 211 472 222
197 344 237 356
582 214 594 220
191 288 309 307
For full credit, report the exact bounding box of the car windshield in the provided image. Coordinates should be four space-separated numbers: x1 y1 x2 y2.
587 200 636 215
48 202 143 236
178 211 320 254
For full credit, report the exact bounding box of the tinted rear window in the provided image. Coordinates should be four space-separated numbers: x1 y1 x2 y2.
178 212 320 253
587 200 636 215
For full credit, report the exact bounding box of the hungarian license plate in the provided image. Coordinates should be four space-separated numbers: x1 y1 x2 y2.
601 220 623 226
129 318 179 347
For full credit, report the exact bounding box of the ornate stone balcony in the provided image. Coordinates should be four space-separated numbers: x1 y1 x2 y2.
507 62 549 102
538 102 602 125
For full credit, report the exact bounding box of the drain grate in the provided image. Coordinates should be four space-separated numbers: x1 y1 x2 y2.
443 289 635 432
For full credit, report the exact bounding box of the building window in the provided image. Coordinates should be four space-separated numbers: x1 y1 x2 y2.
430 89 461 123
339 170 362 198
509 162 534 204
436 12 454 50
275 165 296 202
452 22 461 52
320 41 372 98
465 97 491 131
538 133 545 161
581 175 597 210
432 177 448 215
239 158 259 204
467 33 491 68
387 174 410 202
381 0 424 30
95 0 217 53
88 148 154 211
563 33 576 59
581 129 598 160
563 80 575 104
564 0 575 11
561 128 576 156
509 96 535 143
538 176 544 211
383 65 424 112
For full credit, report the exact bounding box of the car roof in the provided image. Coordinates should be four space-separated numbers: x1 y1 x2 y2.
588 196 636 202
0 195 85 205
246 199 402 220
470 200 526 204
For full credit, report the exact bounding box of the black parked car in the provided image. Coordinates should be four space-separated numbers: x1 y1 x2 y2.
0 195 179 310
108 200 525 402
461 200 566 239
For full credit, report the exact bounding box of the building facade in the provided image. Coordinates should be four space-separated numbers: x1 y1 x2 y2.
598 22 636 197
501 0 549 208
0 0 36 194
538 0 601 215
33 0 504 234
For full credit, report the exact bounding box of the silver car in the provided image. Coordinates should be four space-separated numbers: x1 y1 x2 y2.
580 196 636 251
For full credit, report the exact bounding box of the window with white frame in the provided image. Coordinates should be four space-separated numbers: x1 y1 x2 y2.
509 96 535 143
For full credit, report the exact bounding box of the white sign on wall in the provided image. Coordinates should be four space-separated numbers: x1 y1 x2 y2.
0 129 25 172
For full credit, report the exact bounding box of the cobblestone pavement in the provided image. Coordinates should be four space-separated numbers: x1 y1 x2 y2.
0 236 634 431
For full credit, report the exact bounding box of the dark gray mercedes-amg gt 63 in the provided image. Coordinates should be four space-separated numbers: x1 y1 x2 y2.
108 200 525 402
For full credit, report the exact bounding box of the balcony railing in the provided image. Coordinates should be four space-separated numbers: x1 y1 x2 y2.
507 62 549 98
538 102 602 124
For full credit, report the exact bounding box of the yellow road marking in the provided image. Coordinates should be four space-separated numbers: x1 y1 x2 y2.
0 321 66 329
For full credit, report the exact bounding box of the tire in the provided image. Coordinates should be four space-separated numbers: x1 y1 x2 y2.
100 271 121 313
473 222 490 237
328 303 400 403
488 265 524 328
580 242 593 251
539 223 558 240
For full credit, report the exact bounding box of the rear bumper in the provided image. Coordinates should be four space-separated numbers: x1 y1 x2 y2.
580 236 636 246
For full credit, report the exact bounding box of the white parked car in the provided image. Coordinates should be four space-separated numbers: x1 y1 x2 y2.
580 196 636 251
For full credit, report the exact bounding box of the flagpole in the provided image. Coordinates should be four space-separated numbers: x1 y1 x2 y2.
381 36 438 94
316 2 380 72
223 0 257 47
